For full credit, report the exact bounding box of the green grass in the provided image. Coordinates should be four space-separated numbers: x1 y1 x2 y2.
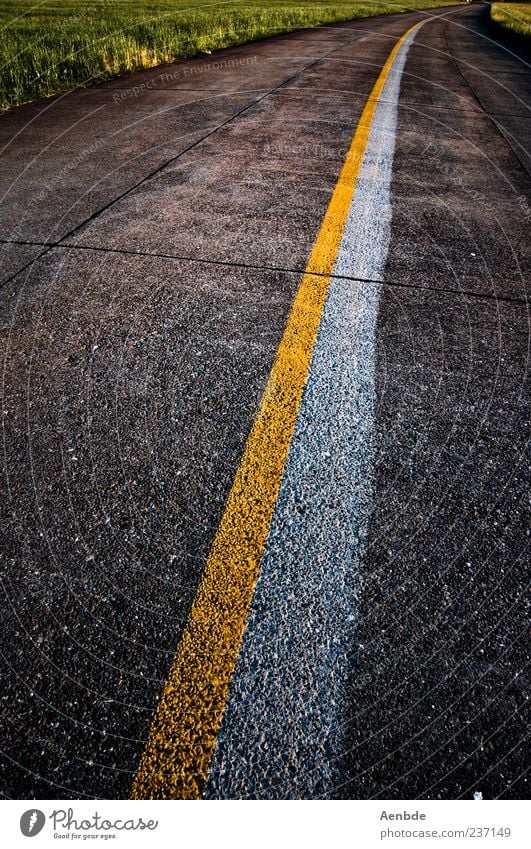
491 2 531 37
1 0 459 111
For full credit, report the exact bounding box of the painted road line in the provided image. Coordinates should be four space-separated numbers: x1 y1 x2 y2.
130 20 425 801
205 21 426 800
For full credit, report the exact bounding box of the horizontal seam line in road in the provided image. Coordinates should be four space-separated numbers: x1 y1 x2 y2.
280 86 491 114
102 86 262 93
99 85 270 92
1 238 527 307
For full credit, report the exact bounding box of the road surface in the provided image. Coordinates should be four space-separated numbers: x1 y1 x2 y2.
0 3 529 799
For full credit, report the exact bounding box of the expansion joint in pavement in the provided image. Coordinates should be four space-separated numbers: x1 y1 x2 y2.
1 237 527 307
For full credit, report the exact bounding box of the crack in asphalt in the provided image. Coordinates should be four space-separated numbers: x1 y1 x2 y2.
1 237 527 306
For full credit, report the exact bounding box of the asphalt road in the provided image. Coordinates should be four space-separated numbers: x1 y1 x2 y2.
0 3 529 800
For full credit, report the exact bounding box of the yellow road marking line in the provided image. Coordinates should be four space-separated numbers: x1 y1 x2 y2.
130 21 422 801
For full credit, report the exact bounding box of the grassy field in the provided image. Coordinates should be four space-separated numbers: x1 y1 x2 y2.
491 2 531 37
0 0 459 111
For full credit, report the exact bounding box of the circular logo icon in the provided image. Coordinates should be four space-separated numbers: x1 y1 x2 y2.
20 810 46 837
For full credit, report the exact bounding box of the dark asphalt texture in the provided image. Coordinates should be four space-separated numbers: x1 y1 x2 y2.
0 4 529 799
